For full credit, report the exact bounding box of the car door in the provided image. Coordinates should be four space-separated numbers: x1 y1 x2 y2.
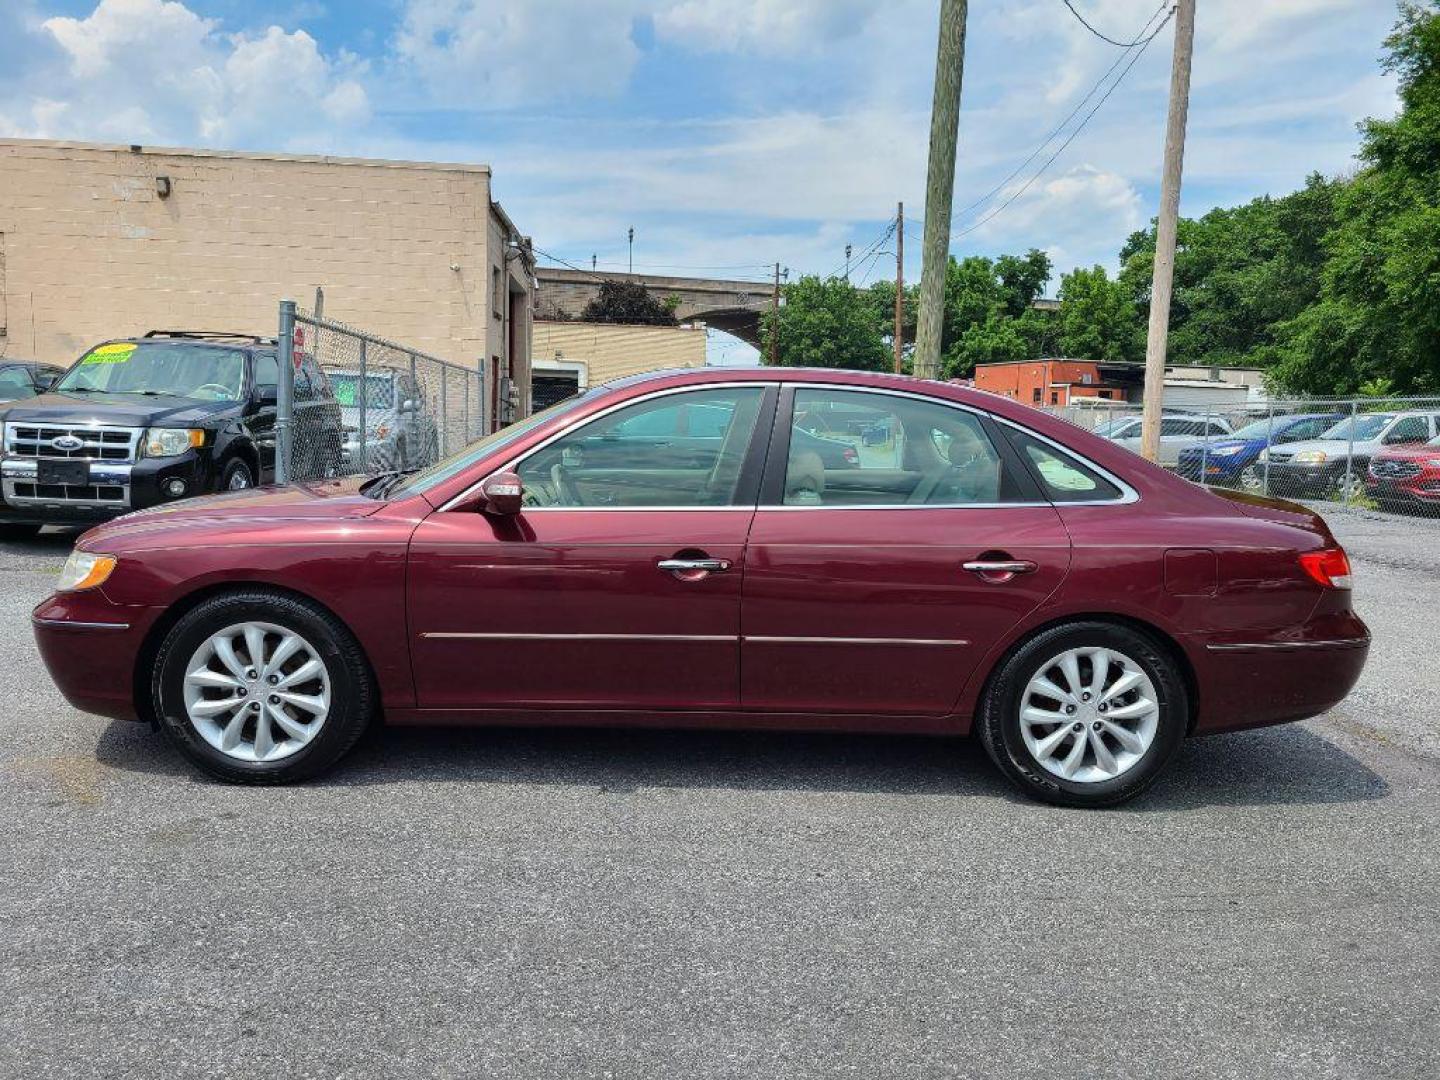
406 384 775 711
740 386 1073 718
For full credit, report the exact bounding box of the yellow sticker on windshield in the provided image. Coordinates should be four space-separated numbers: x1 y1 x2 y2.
81 343 137 365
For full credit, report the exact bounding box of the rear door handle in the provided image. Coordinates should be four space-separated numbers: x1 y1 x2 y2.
962 560 1037 574
658 558 731 574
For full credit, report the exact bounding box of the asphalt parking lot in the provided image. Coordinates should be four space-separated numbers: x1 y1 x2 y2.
2 509 1438 1080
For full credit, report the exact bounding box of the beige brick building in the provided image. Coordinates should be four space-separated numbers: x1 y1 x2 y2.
0 138 534 427
530 319 707 407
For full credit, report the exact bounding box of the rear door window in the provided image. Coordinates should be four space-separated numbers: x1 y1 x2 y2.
1005 429 1125 503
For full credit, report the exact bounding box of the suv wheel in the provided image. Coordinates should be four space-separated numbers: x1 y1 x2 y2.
220 458 254 491
976 621 1188 808
152 590 374 784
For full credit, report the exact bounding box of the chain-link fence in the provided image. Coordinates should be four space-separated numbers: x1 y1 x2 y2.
276 300 484 483
1045 396 1440 523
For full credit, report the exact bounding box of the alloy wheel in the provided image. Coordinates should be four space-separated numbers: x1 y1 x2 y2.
1019 647 1159 784
1239 465 1264 493
182 621 331 763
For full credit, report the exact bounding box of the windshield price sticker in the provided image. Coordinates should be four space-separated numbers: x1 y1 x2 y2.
81 343 137 365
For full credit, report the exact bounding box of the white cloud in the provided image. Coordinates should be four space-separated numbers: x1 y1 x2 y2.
0 0 368 147
654 0 882 54
391 0 643 108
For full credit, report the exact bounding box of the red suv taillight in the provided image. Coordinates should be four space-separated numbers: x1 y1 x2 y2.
1299 547 1352 589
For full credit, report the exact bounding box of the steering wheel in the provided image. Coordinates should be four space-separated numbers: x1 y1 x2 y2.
194 382 232 400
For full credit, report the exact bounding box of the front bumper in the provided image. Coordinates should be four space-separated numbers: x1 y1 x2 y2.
0 451 213 524
32 590 162 721
1366 474 1440 504
1176 456 1247 483
1260 460 1337 495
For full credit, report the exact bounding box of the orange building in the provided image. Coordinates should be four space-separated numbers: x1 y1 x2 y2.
973 359 1131 406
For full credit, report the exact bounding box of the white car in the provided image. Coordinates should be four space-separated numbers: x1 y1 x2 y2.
1092 413 1233 467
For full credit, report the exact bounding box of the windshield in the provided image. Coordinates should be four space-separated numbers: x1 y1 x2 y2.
390 390 599 498
1228 418 1280 440
1319 413 1396 441
57 341 246 402
330 372 395 409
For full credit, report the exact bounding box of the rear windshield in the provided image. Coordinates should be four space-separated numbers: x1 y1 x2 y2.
329 372 395 409
57 342 246 402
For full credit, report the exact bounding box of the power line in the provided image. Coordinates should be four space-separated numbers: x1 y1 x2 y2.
950 4 1174 242
1060 0 1168 48
946 0 1170 226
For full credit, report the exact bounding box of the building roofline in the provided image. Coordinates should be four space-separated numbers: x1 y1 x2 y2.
0 137 492 175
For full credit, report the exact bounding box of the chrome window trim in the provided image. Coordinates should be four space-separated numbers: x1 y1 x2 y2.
439 379 1139 513
439 381 773 512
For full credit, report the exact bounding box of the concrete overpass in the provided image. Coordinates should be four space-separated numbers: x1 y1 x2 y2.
535 267 769 348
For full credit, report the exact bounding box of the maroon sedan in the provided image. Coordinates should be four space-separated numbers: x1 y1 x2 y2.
33 368 1369 807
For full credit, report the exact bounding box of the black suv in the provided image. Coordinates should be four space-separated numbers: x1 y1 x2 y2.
0 331 342 536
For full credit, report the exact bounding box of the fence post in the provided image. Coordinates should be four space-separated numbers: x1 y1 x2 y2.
462 366 470 446
276 299 296 485
1261 403 1275 497
1200 404 1211 484
1342 399 1359 504
357 339 368 473
439 362 449 457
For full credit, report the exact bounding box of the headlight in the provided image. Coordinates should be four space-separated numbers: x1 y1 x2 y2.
56 551 117 592
1292 450 1328 464
1208 446 1242 457
142 428 205 458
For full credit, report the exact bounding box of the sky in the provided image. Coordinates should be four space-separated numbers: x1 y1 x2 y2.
0 0 1403 365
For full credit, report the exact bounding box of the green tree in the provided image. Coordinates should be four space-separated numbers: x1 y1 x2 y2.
580 280 679 326
764 275 889 370
1057 266 1137 361
1270 2 1440 393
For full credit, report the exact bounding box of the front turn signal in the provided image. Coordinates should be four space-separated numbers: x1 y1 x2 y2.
56 551 118 592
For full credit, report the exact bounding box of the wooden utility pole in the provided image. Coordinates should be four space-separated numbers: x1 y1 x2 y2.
768 261 781 366
913 0 968 381
1140 0 1195 461
894 202 905 374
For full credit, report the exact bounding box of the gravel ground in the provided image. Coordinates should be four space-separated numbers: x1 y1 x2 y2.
1 512 1437 1080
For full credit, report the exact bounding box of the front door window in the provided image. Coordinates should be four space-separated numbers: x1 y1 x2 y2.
516 387 764 508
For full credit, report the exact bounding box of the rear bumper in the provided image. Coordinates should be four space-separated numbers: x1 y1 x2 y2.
1186 614 1370 735
32 593 160 721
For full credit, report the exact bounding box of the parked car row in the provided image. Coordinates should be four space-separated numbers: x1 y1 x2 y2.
0 331 344 537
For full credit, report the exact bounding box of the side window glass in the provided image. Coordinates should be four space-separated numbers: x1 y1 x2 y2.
1384 416 1426 444
515 387 763 508
0 367 37 398
781 388 1019 506
1008 429 1124 503
253 352 279 395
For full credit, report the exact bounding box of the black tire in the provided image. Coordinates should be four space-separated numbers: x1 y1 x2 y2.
0 523 41 541
976 621 1189 808
151 589 375 784
219 457 254 492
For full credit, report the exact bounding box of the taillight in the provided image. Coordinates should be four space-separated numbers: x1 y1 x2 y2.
1299 547 1352 589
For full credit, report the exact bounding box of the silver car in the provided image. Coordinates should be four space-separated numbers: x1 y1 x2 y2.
325 367 439 471
1092 412 1234 467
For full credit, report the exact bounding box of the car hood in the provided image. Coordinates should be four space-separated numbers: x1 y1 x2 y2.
0 391 238 427
78 476 383 547
1373 443 1440 461
1269 437 1380 458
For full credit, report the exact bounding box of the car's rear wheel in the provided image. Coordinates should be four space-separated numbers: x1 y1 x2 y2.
152 590 374 784
977 621 1188 808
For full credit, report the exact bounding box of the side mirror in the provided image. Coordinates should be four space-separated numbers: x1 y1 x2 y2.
255 384 278 406
400 398 416 413
480 471 523 516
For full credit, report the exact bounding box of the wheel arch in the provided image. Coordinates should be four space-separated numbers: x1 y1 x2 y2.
970 612 1201 735
132 580 380 725
218 440 260 488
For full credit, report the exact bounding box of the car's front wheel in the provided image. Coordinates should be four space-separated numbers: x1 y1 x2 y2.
977 621 1188 808
151 590 374 784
